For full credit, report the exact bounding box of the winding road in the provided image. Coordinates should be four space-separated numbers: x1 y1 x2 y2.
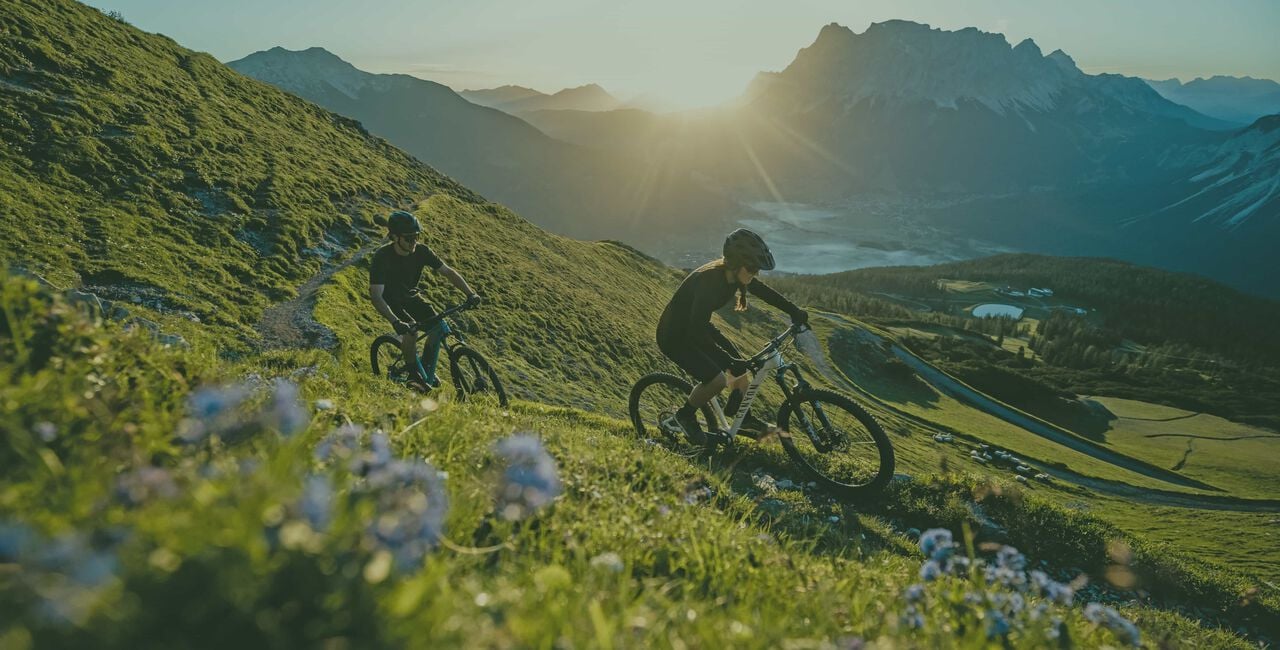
813 312 1280 513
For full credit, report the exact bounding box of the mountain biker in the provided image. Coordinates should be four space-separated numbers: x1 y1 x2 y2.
368 210 481 392
657 228 808 445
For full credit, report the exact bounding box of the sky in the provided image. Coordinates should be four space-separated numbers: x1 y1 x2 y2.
85 0 1280 110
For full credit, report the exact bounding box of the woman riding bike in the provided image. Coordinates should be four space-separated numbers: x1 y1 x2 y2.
657 228 807 445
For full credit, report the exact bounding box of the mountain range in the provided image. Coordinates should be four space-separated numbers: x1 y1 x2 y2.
227 21 1277 297
228 48 737 245
1146 76 1280 126
460 83 621 114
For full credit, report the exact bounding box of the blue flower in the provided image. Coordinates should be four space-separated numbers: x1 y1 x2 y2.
918 528 954 561
299 474 334 532
493 434 562 521
1084 603 1141 646
263 379 309 436
904 584 925 602
919 560 943 582
986 610 1011 638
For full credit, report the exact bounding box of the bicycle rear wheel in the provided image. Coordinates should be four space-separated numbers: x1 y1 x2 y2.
628 373 717 444
371 334 408 381
777 388 895 499
449 345 508 408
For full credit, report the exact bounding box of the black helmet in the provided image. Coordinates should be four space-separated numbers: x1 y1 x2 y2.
723 228 775 271
387 210 422 235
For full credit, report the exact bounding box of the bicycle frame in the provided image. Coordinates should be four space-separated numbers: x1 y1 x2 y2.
707 326 811 439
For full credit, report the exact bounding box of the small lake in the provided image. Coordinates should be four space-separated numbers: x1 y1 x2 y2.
972 304 1025 319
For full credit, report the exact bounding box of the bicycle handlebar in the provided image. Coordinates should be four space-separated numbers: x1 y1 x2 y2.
746 322 810 367
408 298 481 334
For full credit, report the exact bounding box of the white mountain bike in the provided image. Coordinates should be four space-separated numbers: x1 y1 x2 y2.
628 324 895 498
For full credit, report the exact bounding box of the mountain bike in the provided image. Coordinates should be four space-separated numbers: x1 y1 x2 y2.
628 324 894 498
370 299 508 408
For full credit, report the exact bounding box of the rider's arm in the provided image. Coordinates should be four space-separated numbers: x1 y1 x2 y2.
748 278 806 322
706 323 743 359
434 264 479 299
368 283 410 332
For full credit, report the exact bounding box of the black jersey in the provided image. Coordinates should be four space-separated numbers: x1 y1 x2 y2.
369 243 444 304
657 260 802 359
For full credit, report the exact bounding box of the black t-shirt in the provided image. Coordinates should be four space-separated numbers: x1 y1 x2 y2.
657 260 802 355
369 243 444 304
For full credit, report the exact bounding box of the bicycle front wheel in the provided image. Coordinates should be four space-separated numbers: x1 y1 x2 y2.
449 345 508 408
371 334 407 380
776 388 895 499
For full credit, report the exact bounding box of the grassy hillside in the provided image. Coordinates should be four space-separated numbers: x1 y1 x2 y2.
3 2 1279 647
0 0 702 411
5 273 1275 648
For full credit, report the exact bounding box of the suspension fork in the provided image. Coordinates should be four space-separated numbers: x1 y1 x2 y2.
775 364 835 452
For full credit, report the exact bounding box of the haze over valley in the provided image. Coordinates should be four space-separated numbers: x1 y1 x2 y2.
230 20 1278 296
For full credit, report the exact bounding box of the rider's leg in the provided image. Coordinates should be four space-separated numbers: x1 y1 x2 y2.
402 297 442 387
723 371 750 413
419 321 448 387
400 331 430 385
686 371 728 408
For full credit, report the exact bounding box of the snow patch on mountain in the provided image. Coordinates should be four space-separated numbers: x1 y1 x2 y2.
1161 115 1280 229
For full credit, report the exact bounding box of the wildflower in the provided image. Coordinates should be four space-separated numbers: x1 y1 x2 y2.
902 604 925 630
179 383 250 442
1084 603 1141 646
314 424 364 463
493 434 562 521
299 474 334 532
34 421 57 442
919 560 943 582
918 528 955 561
996 545 1026 571
365 458 449 569
904 584 925 602
986 610 1011 638
5 527 121 626
113 466 178 507
1031 570 1075 605
188 383 250 421
590 552 625 573
262 379 309 435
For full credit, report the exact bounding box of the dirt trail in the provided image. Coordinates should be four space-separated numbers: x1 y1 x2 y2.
812 313 1280 513
256 242 378 350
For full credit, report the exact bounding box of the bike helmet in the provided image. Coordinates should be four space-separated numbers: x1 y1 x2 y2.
387 210 422 235
723 228 775 271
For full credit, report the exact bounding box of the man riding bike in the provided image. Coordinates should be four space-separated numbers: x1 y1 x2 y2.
368 210 481 393
656 228 808 445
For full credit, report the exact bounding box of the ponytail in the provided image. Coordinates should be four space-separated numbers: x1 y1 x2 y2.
702 257 750 311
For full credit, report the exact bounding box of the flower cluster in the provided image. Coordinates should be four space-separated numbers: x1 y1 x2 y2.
1084 602 1142 646
310 425 449 570
493 434 562 521
902 528 1140 646
178 378 309 443
0 522 121 626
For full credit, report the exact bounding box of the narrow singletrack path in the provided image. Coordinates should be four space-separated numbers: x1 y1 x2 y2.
256 242 378 350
